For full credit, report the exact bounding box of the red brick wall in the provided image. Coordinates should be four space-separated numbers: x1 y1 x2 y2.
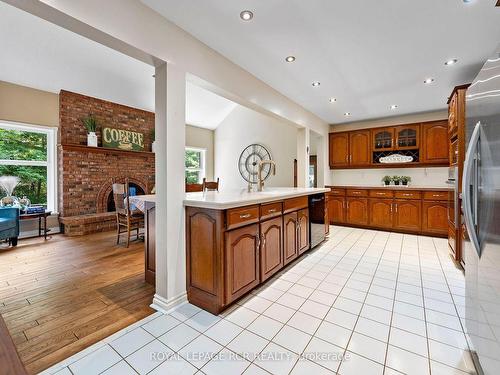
59 90 154 147
58 90 155 219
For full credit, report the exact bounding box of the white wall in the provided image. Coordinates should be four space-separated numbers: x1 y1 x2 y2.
329 111 449 187
330 167 448 188
185 124 214 180
214 105 298 190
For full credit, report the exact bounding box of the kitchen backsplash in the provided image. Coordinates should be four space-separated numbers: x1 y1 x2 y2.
330 167 448 187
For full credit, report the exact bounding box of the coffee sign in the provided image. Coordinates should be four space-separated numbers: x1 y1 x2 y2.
102 127 145 151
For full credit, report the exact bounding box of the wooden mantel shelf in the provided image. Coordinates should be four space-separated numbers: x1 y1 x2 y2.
60 143 155 157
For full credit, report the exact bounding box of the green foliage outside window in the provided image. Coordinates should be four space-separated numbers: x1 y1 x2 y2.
0 128 48 205
185 149 203 184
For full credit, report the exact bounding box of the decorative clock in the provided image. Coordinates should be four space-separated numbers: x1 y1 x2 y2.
238 144 272 184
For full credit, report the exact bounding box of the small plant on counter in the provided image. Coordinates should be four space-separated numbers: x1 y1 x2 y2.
382 175 392 186
392 176 401 185
401 176 411 186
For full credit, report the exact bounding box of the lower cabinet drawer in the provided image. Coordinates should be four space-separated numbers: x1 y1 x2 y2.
260 202 282 220
283 196 308 213
346 189 369 197
227 205 259 230
369 190 394 198
394 191 422 200
423 191 448 201
329 188 346 196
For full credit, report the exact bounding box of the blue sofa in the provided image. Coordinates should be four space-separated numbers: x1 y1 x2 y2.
0 207 19 246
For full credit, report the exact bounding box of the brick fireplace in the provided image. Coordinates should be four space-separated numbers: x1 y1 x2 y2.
58 90 155 235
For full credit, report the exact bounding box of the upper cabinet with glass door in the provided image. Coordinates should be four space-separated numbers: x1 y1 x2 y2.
372 125 419 151
395 125 419 150
372 127 394 151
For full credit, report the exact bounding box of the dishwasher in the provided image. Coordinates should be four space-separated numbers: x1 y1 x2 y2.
308 193 326 248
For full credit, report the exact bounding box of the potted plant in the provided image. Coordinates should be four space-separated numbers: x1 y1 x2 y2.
392 176 401 185
401 176 411 186
382 176 392 186
81 115 99 147
151 129 156 153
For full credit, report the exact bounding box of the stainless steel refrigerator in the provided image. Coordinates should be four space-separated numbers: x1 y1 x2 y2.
464 44 500 375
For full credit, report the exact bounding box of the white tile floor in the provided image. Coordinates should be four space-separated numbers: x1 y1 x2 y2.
40 226 477 375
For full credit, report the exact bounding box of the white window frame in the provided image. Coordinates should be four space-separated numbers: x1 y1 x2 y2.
0 120 58 212
185 146 206 184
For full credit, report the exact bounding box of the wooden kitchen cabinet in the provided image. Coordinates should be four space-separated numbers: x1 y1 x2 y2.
330 120 448 169
284 212 299 265
225 224 260 304
421 120 449 164
394 200 421 231
395 125 419 150
422 201 448 236
329 132 349 167
260 217 283 282
373 127 394 151
346 198 368 225
328 196 345 224
297 208 310 254
327 186 449 237
369 199 393 229
349 130 371 166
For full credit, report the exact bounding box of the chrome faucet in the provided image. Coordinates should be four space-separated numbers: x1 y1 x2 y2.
258 160 276 191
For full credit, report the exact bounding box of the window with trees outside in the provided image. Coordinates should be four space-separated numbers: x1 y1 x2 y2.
185 147 206 184
0 121 57 211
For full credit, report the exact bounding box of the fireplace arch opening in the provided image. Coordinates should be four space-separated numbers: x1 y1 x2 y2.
106 183 145 212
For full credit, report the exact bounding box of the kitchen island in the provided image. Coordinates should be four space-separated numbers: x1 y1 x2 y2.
184 187 329 314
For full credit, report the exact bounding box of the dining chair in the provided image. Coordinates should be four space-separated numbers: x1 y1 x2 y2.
185 182 203 192
112 178 144 247
202 178 220 192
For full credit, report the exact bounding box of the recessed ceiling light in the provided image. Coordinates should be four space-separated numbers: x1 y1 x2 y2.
344 112 351 116
285 56 296 63
240 10 253 21
329 98 337 103
390 104 398 110
445 58 458 66
312 81 321 87
424 78 435 84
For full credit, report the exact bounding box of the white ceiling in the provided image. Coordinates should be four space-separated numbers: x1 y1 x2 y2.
142 0 500 124
0 2 236 130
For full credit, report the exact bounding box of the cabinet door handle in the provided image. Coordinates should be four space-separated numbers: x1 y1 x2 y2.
257 235 261 249
239 213 251 219
261 234 266 248
432 194 441 197
395 203 398 213
390 204 393 213
268 209 277 213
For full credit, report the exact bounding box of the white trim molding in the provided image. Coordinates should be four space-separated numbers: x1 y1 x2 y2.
151 292 187 314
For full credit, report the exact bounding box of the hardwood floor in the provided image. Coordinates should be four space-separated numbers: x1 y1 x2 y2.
0 231 155 374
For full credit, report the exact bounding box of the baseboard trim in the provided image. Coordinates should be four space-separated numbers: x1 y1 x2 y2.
151 292 187 314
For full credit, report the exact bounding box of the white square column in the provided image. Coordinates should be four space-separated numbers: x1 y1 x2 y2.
153 62 187 312
297 127 310 187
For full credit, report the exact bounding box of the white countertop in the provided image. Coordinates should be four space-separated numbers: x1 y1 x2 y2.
184 187 330 209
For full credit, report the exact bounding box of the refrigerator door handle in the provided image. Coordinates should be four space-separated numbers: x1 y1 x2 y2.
462 121 482 257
